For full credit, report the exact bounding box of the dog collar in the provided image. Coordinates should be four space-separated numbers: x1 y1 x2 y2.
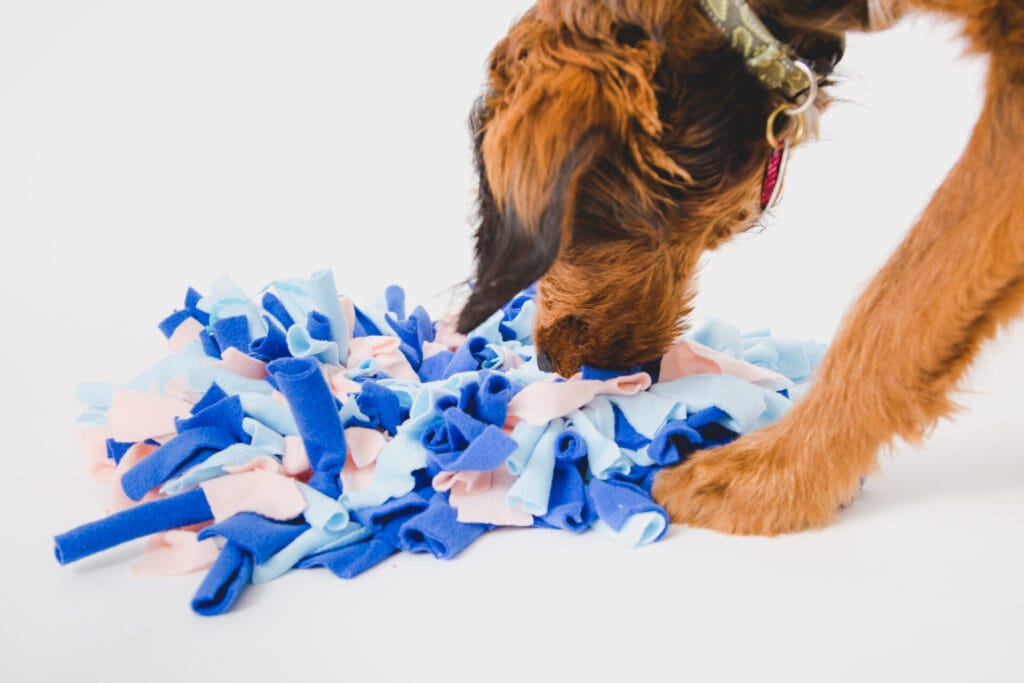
760 141 790 210
696 0 818 100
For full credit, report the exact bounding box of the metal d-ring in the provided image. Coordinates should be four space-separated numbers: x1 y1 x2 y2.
785 61 818 116
765 62 816 149
766 104 805 149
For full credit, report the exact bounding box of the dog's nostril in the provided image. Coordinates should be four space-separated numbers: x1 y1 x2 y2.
614 23 648 47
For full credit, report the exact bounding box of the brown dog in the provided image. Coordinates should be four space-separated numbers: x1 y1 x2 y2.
456 0 1024 535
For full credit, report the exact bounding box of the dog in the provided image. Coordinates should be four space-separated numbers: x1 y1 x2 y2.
454 0 1024 536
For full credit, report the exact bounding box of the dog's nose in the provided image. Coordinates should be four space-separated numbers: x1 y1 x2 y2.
536 349 555 372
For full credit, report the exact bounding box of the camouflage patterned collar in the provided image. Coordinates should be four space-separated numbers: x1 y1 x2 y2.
697 0 817 100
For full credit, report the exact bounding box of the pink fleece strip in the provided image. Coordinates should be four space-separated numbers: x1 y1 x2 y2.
340 454 376 493
433 470 492 495
660 339 790 389
222 455 286 476
163 374 202 403
347 336 419 381
200 470 307 522
448 466 533 527
77 424 115 482
107 389 194 443
508 372 652 426
282 436 311 475
421 341 449 360
106 442 163 513
496 346 524 371
168 318 204 352
434 312 468 349
216 347 269 380
132 530 220 578
345 427 387 468
326 367 363 398
339 295 356 341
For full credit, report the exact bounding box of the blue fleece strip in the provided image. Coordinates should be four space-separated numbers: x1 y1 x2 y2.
198 513 308 564
159 309 192 339
175 395 248 442
184 287 210 326
252 523 371 584
267 357 345 470
535 462 590 532
586 478 668 546
249 319 291 362
260 292 295 329
199 330 222 359
296 497 427 579
307 311 332 342
297 535 398 579
192 384 229 415
105 439 134 465
53 489 213 565
351 490 431 530
351 382 404 435
431 424 517 472
191 542 253 617
397 492 490 559
211 315 252 352
121 427 238 501
469 372 516 425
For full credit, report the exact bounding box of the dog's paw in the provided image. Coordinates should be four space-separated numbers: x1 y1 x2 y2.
651 426 863 536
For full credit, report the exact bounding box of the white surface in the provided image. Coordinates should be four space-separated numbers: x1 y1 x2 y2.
2 3 1022 682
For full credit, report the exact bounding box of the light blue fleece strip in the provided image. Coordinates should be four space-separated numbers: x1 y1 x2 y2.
186 364 274 397
648 374 790 434
340 432 430 510
76 409 109 426
506 419 562 516
297 483 350 531
308 269 350 364
286 324 341 366
505 420 547 476
243 419 286 456
569 398 633 479
251 523 371 584
466 308 505 346
503 300 536 341
239 393 299 436
160 444 268 495
77 383 116 410
590 513 667 548
605 390 679 439
124 341 208 392
263 278 318 329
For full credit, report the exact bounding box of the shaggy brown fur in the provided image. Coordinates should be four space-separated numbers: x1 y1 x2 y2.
458 0 1024 535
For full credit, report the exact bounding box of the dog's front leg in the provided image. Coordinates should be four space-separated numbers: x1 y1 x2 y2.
653 49 1024 536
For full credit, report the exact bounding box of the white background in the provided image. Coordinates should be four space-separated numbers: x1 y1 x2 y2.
2 2 1023 682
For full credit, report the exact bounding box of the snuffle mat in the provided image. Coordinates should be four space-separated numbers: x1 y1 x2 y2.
54 268 824 615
